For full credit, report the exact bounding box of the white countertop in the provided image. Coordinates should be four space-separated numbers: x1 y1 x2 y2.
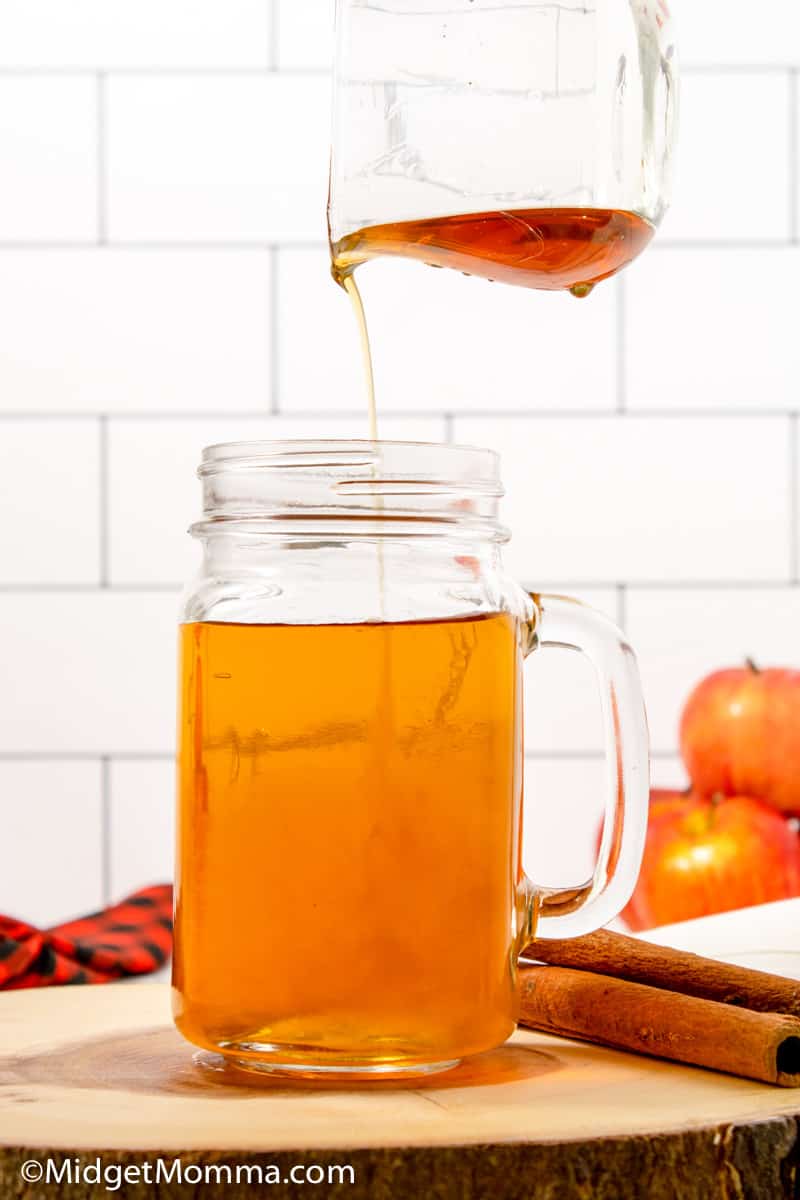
638 898 800 978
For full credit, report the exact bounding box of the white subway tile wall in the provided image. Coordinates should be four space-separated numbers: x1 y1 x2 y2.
109 760 175 900
523 587 615 755
627 248 800 411
676 2 800 67
627 588 800 755
453 415 792 582
658 72 792 242
108 412 446 584
0 761 104 925
280 251 619 413
0 251 273 413
107 75 331 242
277 0 333 70
0 77 98 241
0 419 100 583
0 593 176 756
0 1 797 924
0 1 272 68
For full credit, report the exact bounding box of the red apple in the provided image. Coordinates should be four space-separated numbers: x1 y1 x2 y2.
621 791 800 931
680 663 800 814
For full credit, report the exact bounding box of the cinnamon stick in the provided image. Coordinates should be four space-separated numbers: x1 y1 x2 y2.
523 928 800 1016
518 965 800 1087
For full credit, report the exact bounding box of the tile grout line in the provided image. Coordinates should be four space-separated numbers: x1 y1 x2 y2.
0 241 320 251
0 66 330 77
1 580 799 594
679 63 800 75
0 752 175 762
98 414 110 587
524 749 681 761
96 72 107 245
616 583 628 630
268 0 279 71
0 749 680 763
0 63 792 78
0 584 182 593
0 237 796 252
443 413 455 443
790 412 799 582
0 239 794 253
652 239 793 251
3 408 799 420
101 755 112 906
269 245 280 413
790 68 799 245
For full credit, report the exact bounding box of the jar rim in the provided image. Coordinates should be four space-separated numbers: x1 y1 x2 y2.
195 438 508 543
198 438 501 481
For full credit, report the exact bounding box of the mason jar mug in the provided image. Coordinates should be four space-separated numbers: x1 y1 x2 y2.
173 440 649 1079
329 0 678 294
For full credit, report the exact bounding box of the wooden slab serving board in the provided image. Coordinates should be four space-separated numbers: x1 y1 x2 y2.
0 984 798 1199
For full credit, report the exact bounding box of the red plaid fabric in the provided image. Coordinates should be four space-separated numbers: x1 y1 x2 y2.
0 885 173 990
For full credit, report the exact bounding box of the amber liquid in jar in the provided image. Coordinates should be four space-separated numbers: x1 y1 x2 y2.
174 612 525 1074
330 207 654 438
331 207 654 296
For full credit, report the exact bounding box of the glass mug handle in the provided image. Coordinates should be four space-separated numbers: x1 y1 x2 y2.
519 593 650 943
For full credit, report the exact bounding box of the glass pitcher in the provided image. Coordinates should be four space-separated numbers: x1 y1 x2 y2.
329 0 678 294
173 439 649 1079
